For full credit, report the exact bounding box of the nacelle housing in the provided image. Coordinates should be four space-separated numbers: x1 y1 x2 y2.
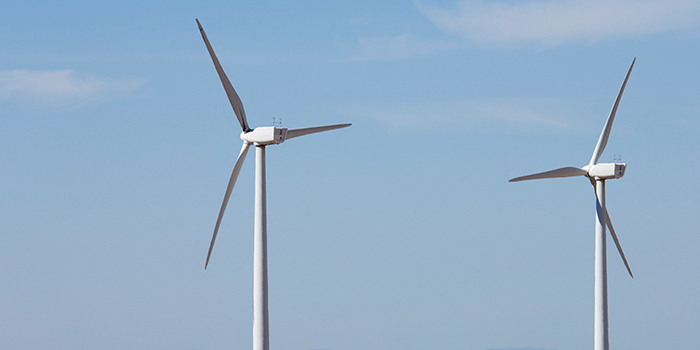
586 163 626 179
241 127 288 145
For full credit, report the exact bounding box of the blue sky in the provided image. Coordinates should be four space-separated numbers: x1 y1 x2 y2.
1 1 699 350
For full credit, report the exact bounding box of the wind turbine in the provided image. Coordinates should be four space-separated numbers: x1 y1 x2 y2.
509 59 636 350
196 19 350 350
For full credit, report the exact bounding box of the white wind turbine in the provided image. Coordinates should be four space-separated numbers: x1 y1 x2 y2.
196 19 350 350
509 59 636 350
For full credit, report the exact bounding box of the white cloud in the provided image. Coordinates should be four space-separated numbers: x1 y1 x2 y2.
418 0 700 45
348 32 456 61
345 98 573 132
0 69 142 107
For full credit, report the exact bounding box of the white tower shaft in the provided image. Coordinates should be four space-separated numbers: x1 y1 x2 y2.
594 179 609 350
253 145 269 350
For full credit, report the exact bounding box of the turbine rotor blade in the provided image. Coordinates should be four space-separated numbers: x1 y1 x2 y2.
589 58 635 165
606 208 634 278
285 123 351 140
509 166 587 182
590 180 634 278
196 19 251 133
206 142 251 269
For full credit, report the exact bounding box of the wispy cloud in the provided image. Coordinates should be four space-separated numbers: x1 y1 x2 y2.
0 69 143 108
345 98 574 133
418 0 700 46
348 31 456 61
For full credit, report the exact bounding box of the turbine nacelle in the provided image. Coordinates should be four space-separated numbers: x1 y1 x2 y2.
583 163 626 180
241 126 288 145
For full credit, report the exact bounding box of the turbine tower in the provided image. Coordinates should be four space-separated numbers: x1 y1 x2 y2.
509 59 636 350
196 19 350 350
